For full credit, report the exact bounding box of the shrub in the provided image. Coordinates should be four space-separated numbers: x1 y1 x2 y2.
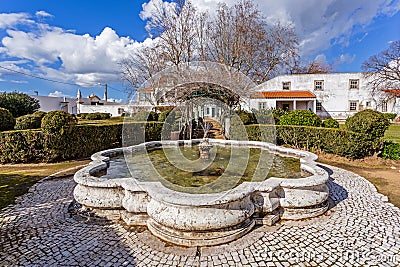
0 92 40 117
345 110 390 140
0 108 15 131
158 110 171 122
84 112 111 120
0 122 164 163
33 111 47 120
253 109 274 124
323 118 339 128
0 130 45 163
132 111 158 122
15 114 42 130
280 110 322 127
245 125 378 159
41 111 77 135
381 142 400 160
384 113 397 121
271 109 289 125
149 111 158 121
236 110 256 125
77 113 88 119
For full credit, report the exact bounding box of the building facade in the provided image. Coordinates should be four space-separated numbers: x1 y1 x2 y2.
32 88 132 117
249 72 400 119
33 73 400 120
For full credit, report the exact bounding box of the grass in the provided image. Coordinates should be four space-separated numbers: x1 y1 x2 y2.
318 153 400 208
384 124 400 143
77 116 124 125
0 160 89 209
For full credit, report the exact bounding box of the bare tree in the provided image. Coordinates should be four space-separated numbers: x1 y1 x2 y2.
121 0 301 97
144 0 198 67
291 60 332 74
362 40 400 93
207 1 299 83
120 43 166 99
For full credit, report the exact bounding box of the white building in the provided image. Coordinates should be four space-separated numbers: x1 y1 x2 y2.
32 87 133 117
249 72 400 120
32 95 78 114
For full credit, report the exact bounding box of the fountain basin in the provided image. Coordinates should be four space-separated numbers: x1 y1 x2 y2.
73 139 329 246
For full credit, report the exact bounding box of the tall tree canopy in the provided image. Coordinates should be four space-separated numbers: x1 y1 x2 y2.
121 0 300 96
0 92 40 117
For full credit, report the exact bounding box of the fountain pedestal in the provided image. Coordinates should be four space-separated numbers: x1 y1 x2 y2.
198 138 213 159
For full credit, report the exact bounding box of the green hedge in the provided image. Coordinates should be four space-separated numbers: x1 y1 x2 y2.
14 114 43 130
242 125 380 159
79 112 111 120
280 110 322 127
0 122 163 163
382 141 400 160
322 118 339 128
384 113 397 121
0 108 15 131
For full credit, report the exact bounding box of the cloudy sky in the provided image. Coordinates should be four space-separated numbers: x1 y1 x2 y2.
0 0 399 101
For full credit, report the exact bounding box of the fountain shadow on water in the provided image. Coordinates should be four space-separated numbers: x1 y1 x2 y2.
317 164 349 210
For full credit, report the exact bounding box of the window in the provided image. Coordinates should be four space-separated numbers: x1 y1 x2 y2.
316 101 322 111
366 101 371 108
282 82 291 90
349 101 358 111
118 108 125 115
382 101 388 112
259 102 267 110
139 92 151 102
349 79 359 89
314 80 324 91
282 104 290 111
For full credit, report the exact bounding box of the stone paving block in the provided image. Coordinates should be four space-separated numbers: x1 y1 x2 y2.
1 165 400 266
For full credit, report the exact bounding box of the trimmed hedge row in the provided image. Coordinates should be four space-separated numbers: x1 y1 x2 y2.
0 122 163 163
382 141 400 160
242 125 380 159
79 112 111 120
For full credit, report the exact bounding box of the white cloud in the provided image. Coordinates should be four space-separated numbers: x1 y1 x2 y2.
0 15 153 86
0 13 32 29
337 54 356 64
107 98 123 103
188 0 400 57
48 90 71 98
314 54 329 65
0 78 28 84
1 0 399 89
35 11 53 18
140 0 176 20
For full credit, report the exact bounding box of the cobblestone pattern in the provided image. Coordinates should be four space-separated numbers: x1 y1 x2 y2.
1 164 399 267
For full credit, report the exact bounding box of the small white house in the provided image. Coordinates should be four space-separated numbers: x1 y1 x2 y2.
32 95 78 114
250 72 400 119
32 87 133 117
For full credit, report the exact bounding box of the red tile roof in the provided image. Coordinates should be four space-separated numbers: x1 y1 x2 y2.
251 91 316 99
383 89 400 97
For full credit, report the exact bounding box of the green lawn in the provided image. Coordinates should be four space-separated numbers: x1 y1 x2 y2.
77 116 124 125
0 160 89 209
384 125 400 143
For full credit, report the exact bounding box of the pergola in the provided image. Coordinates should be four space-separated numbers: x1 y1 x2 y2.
144 62 256 139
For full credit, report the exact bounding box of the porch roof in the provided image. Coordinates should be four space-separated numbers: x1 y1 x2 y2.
383 89 400 97
251 90 316 99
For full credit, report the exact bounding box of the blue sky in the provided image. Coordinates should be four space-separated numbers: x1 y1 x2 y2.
0 0 399 102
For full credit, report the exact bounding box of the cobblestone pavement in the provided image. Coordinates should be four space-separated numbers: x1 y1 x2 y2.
1 164 399 267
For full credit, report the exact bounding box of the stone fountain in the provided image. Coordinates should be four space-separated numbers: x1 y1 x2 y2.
73 139 330 247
